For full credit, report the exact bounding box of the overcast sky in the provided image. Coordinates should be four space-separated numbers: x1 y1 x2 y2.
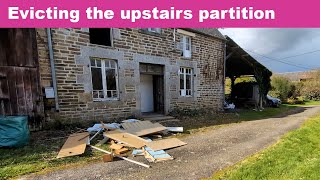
220 28 320 73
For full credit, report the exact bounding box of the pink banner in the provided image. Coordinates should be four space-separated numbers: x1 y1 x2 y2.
0 0 318 27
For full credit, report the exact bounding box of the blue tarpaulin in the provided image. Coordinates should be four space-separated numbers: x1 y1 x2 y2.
0 116 30 147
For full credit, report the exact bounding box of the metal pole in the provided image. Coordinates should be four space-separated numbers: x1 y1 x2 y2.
46 28 59 111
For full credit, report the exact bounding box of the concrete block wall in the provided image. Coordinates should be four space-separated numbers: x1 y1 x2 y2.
37 28 225 122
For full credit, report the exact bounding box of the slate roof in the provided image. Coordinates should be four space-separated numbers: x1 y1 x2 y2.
186 28 226 40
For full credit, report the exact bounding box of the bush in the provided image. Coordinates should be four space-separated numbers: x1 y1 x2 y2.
269 76 293 101
302 70 320 101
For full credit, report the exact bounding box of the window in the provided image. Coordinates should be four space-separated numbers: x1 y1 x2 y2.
90 57 118 101
147 28 161 34
179 67 193 97
89 28 112 46
181 36 192 58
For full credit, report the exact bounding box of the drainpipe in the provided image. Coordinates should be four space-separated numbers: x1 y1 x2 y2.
223 42 227 105
46 28 59 111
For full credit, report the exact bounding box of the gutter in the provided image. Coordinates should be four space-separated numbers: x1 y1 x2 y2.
46 28 59 111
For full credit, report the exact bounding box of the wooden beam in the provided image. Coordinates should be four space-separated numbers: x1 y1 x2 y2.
226 52 234 60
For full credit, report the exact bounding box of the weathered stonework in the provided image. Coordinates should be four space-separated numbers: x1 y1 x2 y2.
37 28 225 122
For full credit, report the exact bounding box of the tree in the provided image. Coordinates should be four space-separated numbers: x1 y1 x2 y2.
302 70 320 100
269 76 292 101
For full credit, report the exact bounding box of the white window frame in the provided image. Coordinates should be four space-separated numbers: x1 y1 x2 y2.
90 58 119 101
179 67 193 97
182 36 192 58
147 28 161 34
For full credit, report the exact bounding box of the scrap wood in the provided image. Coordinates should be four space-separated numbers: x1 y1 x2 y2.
102 154 114 162
57 132 89 158
143 147 173 163
114 148 129 155
121 121 167 136
146 138 187 151
104 129 148 148
109 143 123 150
90 145 150 168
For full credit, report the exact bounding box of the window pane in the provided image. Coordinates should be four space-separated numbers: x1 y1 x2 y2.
186 37 190 50
107 91 112 98
112 91 118 98
90 59 95 66
180 74 184 90
186 74 191 89
96 60 101 67
110 61 116 68
106 69 117 90
91 68 103 90
93 91 99 98
99 91 104 98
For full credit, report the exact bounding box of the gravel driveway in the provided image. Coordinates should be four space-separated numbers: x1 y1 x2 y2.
25 106 320 180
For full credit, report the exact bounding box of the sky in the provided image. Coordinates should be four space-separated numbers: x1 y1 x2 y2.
220 28 320 73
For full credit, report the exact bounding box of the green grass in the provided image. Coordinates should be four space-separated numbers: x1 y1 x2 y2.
236 104 297 121
212 112 320 180
0 132 109 180
302 101 320 106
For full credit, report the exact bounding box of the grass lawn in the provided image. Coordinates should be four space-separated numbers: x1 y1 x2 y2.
236 104 297 121
290 100 320 107
0 131 109 180
212 112 320 180
0 104 306 179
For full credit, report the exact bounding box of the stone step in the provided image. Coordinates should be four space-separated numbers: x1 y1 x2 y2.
142 116 176 122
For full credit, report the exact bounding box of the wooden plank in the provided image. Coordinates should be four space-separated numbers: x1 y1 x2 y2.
56 132 89 158
146 138 187 151
104 130 148 148
121 121 167 136
6 67 18 114
24 68 33 116
0 29 9 66
0 68 9 100
109 144 123 150
114 148 129 155
15 67 27 115
30 68 40 116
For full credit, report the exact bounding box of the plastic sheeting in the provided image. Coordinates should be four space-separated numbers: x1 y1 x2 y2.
0 116 30 147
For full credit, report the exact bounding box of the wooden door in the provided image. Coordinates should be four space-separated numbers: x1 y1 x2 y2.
153 75 164 113
0 29 42 124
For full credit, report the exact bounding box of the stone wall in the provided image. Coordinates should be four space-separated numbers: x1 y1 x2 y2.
38 28 225 122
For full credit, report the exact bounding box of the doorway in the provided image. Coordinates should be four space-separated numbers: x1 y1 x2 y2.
140 74 154 113
139 63 165 114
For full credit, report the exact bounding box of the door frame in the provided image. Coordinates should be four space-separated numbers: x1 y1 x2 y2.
139 63 165 115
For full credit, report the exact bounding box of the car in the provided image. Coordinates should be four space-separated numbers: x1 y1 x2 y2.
266 95 281 107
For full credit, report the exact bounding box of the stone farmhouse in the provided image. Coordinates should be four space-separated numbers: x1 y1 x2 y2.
0 28 226 124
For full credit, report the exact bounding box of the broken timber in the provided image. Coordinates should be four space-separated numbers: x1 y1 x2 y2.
104 129 148 148
90 145 150 168
146 138 187 151
121 121 167 136
57 132 89 158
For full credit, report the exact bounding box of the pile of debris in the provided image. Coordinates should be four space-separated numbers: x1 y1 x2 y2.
56 119 186 168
